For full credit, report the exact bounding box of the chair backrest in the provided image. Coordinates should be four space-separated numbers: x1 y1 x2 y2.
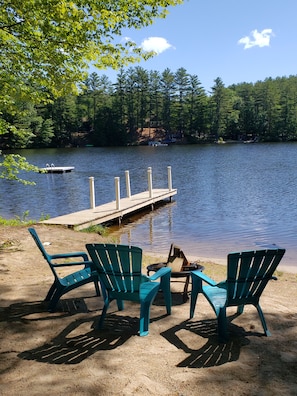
226 248 285 306
28 227 51 262
86 243 143 293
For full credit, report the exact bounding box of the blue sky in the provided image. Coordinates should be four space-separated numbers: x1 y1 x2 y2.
94 0 297 92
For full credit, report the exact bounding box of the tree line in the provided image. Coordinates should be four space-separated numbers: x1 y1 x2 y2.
2 67 297 149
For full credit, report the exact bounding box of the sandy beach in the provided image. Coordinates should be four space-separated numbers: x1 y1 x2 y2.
0 225 296 395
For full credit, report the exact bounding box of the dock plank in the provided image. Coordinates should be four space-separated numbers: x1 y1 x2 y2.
40 188 177 230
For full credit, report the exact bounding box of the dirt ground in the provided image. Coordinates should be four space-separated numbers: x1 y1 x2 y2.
0 224 297 396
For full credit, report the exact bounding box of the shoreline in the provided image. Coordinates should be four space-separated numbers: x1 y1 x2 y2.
144 250 297 274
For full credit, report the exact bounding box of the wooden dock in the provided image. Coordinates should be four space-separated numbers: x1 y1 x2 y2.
40 188 177 230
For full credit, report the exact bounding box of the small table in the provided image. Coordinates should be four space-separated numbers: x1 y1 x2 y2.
147 262 204 302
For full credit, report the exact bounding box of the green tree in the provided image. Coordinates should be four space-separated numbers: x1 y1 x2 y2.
210 77 240 141
231 83 257 140
0 0 183 181
160 68 175 135
278 77 297 140
33 118 55 147
186 74 208 139
148 70 162 135
113 68 127 128
134 67 149 132
0 101 35 148
84 72 102 130
125 67 138 139
50 95 79 146
173 67 189 138
210 77 226 140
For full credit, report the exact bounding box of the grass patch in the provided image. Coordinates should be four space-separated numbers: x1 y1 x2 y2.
80 224 109 236
0 211 50 226
0 238 21 251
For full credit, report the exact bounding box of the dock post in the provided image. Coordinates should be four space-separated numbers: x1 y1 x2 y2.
147 167 153 198
89 177 95 209
167 166 172 191
125 170 131 198
115 177 121 210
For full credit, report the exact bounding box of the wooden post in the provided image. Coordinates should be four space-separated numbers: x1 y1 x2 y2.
125 170 131 198
89 177 95 209
147 167 153 198
115 177 121 210
167 166 172 191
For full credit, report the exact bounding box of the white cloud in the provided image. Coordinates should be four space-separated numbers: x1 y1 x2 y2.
140 37 174 54
238 29 274 49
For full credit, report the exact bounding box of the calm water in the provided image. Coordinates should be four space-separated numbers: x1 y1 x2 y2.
2 143 297 271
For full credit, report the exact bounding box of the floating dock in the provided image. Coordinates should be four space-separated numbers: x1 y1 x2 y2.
40 188 177 230
39 165 75 173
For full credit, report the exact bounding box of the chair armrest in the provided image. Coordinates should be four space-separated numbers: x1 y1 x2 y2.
191 270 218 286
149 266 171 281
50 260 94 268
50 251 89 261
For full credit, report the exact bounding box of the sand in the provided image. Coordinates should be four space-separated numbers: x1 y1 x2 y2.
0 225 296 396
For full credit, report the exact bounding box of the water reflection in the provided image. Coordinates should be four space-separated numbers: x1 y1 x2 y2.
109 201 175 249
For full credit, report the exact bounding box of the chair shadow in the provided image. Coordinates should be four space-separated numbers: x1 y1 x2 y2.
2 298 135 364
154 291 189 306
18 313 138 365
0 296 97 323
161 316 251 368
12 297 171 365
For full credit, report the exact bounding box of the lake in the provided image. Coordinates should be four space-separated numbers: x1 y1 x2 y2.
1 143 297 272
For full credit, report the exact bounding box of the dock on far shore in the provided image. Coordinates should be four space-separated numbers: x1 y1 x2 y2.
40 188 177 230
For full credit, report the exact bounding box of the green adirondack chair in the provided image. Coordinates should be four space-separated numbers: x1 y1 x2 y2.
190 248 285 342
86 243 172 336
28 228 100 311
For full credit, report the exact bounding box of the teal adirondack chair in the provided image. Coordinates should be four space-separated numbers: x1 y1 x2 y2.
190 249 285 342
86 243 172 336
28 228 100 311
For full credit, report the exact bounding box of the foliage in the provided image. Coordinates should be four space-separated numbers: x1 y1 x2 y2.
1 0 183 106
0 152 40 184
0 0 183 179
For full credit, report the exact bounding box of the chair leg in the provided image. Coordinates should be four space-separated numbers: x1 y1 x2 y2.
256 303 271 336
44 282 57 302
160 273 172 315
237 304 244 315
217 307 228 343
139 288 160 336
190 276 202 318
116 299 124 311
182 275 191 302
47 286 64 312
46 282 66 312
93 276 101 296
96 299 110 330
139 300 151 336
